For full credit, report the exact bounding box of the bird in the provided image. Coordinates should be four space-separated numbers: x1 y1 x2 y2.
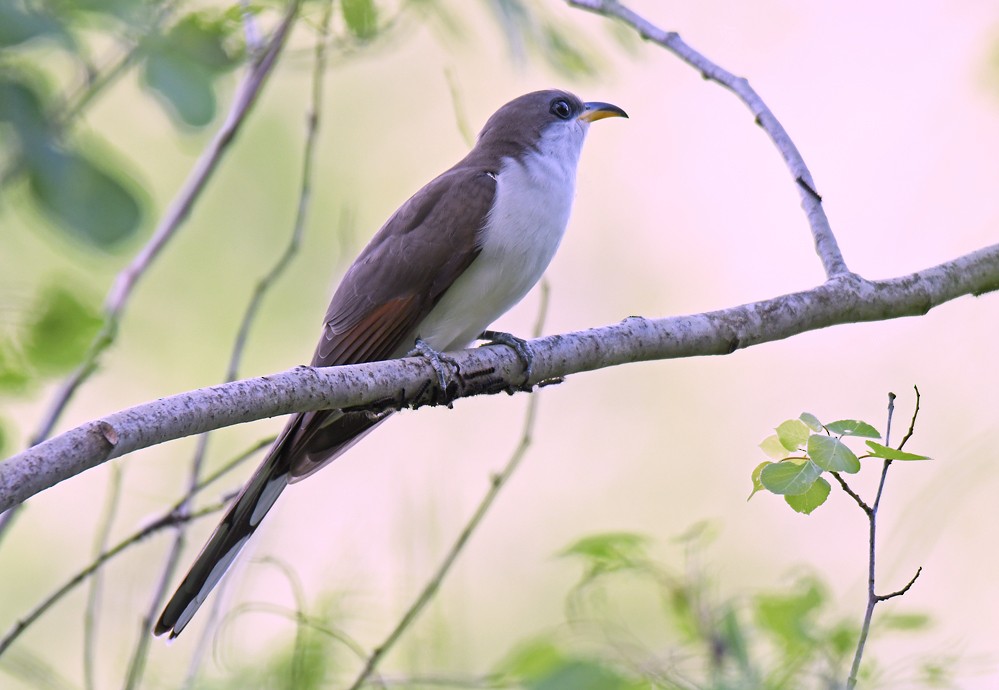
154 89 627 638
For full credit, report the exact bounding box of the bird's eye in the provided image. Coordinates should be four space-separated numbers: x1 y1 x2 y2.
549 98 573 120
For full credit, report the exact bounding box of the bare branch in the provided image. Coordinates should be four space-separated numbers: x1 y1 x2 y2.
566 0 847 278
1 244 997 514
896 386 921 451
876 566 923 602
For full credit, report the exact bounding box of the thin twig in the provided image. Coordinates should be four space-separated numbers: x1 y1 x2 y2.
876 566 922 603
0 438 268 659
83 463 124 690
896 386 921 451
120 8 306 684
176 3 335 682
346 283 551 690
830 472 870 515
0 503 226 658
846 392 922 689
565 0 848 278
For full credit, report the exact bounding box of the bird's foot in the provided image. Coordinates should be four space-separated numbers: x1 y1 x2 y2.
408 338 459 406
478 330 534 387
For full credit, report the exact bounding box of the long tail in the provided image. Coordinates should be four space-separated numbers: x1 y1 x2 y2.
154 409 390 638
153 443 291 638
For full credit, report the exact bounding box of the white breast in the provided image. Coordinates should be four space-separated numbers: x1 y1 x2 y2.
407 121 587 353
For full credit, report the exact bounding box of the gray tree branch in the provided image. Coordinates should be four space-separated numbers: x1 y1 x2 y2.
1 243 996 514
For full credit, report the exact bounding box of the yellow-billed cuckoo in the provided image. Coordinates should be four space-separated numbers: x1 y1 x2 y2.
155 89 626 638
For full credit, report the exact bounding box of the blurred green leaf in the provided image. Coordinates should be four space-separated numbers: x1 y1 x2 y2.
826 419 881 438
141 13 240 127
748 461 769 500
807 434 860 473
27 145 143 248
799 411 823 432
0 3 65 48
540 25 598 78
495 638 565 681
827 620 859 659
755 578 825 651
760 458 821 496
0 338 32 393
719 605 752 670
776 418 809 451
865 441 930 461
784 476 830 514
342 0 378 40
759 433 789 460
560 532 649 573
143 49 217 126
877 612 931 631
0 73 50 143
23 282 103 373
531 659 637 690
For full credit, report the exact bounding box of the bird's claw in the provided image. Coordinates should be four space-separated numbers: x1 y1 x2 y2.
408 338 459 405
478 330 534 385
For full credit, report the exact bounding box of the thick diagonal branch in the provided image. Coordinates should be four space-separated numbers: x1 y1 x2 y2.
1 244 996 513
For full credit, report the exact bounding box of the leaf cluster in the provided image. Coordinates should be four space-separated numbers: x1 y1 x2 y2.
749 413 929 515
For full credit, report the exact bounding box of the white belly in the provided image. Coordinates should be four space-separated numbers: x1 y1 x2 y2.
399 150 579 354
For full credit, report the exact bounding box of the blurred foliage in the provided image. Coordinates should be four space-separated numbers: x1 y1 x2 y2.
750 412 929 515
497 529 942 690
140 9 244 127
0 279 101 392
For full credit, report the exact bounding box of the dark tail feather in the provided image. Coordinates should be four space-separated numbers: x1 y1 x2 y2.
154 450 290 639
155 409 391 638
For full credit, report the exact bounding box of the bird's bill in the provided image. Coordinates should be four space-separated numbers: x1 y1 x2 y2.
579 101 629 122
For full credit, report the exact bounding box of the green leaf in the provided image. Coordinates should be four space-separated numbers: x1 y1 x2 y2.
23 282 103 373
0 4 65 47
865 441 930 461
807 434 860 473
143 50 216 126
826 419 881 438
27 145 144 248
785 477 830 514
748 461 769 500
0 74 50 142
0 338 31 393
540 25 599 78
776 419 810 451
141 13 240 127
799 412 823 432
759 434 789 460
494 638 565 682
877 612 931 631
530 660 637 690
755 578 825 652
760 459 821 496
559 532 649 572
342 0 378 39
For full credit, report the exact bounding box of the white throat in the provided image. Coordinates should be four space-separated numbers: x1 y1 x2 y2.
405 120 589 353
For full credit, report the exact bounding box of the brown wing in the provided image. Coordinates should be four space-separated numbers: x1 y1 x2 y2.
313 166 496 367
283 165 497 478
